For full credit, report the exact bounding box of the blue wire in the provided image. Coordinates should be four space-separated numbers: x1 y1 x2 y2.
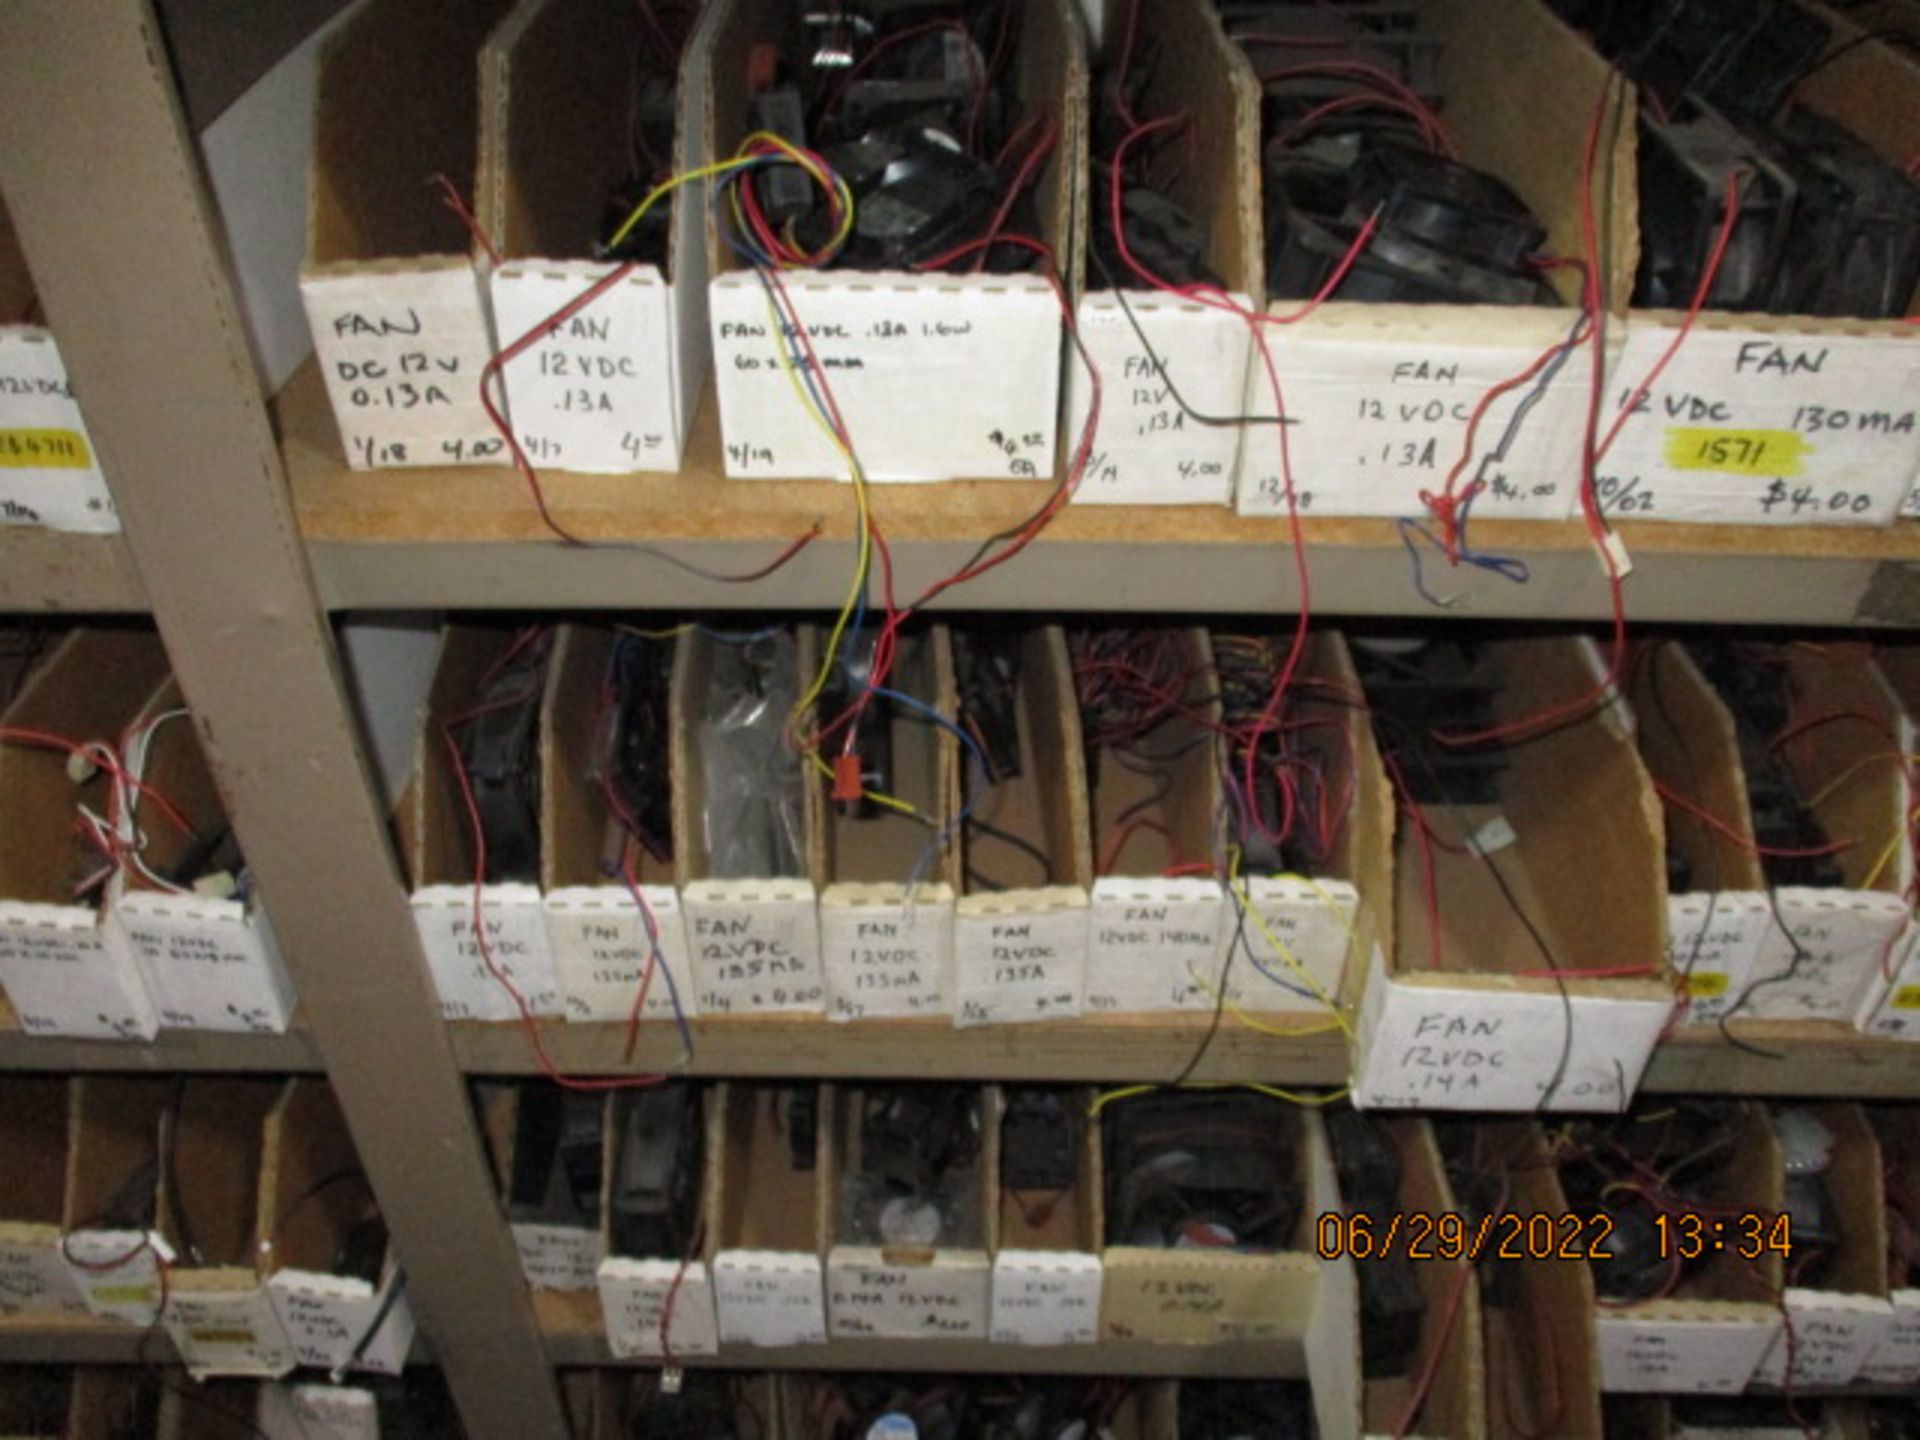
863 683 989 893
613 862 697 1059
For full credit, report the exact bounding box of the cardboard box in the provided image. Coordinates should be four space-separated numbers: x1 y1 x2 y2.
0 1078 87 1321
671 627 827 1017
478 0 715 473
0 194 116 534
540 624 695 1026
1066 0 1256 507
591 1371 776 1440
702 0 1086 482
0 630 170 1040
1863 645 1920 1040
60 1078 172 1325
710 1082 828 1348
991 1086 1102 1346
473 1080 602 1293
1591 1104 1788 1395
401 625 562 1023
952 626 1092 1026
1860 1102 1920 1384
65 1370 161 1440
819 629 961 1022
824 1083 997 1340
299 0 515 470
1233 0 1625 521
258 1080 415 1377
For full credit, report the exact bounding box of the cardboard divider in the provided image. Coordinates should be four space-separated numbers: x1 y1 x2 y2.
110 678 296 1036
0 1078 86 1321
1861 1102 1920 1384
299 0 516 470
991 1085 1102 1346
0 629 171 1040
953 626 1092 1027
61 1077 173 1325
472 1080 603 1293
1068 0 1258 507
824 1082 999 1340
539 624 694 1025
479 0 716 473
1864 647 1920 1039
1592 1104 1788 1395
1356 636 1677 1113
156 1077 297 1380
0 193 116 534
258 1079 415 1377
1085 629 1230 1017
595 1082 721 1358
820 628 962 1022
710 1081 829 1348
702 0 1088 482
670 626 827 1017
403 624 562 1023
1233 0 1632 520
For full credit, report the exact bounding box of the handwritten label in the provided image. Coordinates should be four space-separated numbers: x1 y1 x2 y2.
1666 892 1769 1024
951 889 1087 1026
1859 1289 1920 1385
300 265 501 470
63 1228 163 1325
266 1270 414 1377
163 1286 298 1379
1226 877 1357 1011
543 884 696 1024
1736 889 1910 1023
114 893 294 1034
1853 921 1920 1040
0 329 117 533
713 1250 827 1347
826 1252 991 1339
990 1251 1102 1346
510 1222 601 1292
410 884 561 1022
1905 477 1920 520
0 1237 88 1318
597 1258 719 1358
1238 304 1589 520
682 881 823 1016
1750 1289 1895 1387
0 903 158 1040
710 272 1060 481
283 1385 379 1440
491 264 682 473
1084 878 1229 1014
1596 325 1920 525
1596 1312 1779 1393
1067 296 1248 506
1100 1252 1308 1345
821 884 954 1021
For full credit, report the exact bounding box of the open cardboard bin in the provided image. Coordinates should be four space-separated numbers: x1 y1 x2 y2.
1083 629 1230 1017
0 1368 69 1440
952 626 1092 1027
1861 1102 1920 1384
479 0 715 474
670 626 827 1017
64 1370 161 1440
0 1079 86 1321
154 1078 296 1379
824 1082 998 1340
0 194 115 534
540 624 694 1025
1752 1103 1894 1388
1065 0 1257 507
701 0 1086 482
1862 645 1920 1040
0 629 171 1040
590 1370 777 1440
110 678 295 1035
779 1376 1160 1440
595 1082 720 1358
401 625 561 1023
710 1082 829 1348
299 0 516 471
991 1086 1101 1347
60 1078 172 1325
258 1079 414 1377
1355 636 1676 1113
474 1080 603 1293
1590 1103 1787 1395
1230 0 1625 521
819 628 962 1022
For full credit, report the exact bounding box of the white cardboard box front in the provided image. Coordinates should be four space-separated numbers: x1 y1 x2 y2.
114 892 295 1035
1084 877 1230 1016
543 883 696 1024
162 1284 299 1380
596 1256 720 1358
990 1249 1102 1347
827 1245 992 1340
0 328 117 533
1734 889 1911 1024
62 1227 164 1326
1859 1287 1920 1384
1595 1310 1781 1394
951 888 1088 1027
0 1234 87 1320
1227 876 1358 1013
510 1220 601 1293
266 1267 415 1377
410 882 561 1022
1853 921 1920 1041
1749 1287 1896 1387
1666 891 1770 1025
681 878 824 1016
712 1249 827 1348
821 883 956 1022
0 902 158 1042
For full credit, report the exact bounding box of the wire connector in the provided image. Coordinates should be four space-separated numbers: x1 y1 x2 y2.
832 753 865 804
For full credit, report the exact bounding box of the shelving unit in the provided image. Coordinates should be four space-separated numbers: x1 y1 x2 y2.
0 2 1915 1438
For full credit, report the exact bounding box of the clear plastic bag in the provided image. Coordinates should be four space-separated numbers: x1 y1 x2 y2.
701 631 806 878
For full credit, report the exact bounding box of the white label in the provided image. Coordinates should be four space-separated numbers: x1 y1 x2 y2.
283 1385 379 1440
1666 892 1769 1024
62 1228 162 1325
300 264 502 469
1859 1289 1920 1384
410 883 560 1022
951 890 1087 1026
1855 918 1920 1041
0 328 117 533
114 892 295 1034
1085 878 1229 1014
1237 304 1589 520
827 1250 991 1339
710 272 1060 482
1596 1312 1780 1393
1904 477 1920 520
822 885 954 1021
0 1236 88 1318
511 1222 601 1291
990 1250 1102 1346
1227 877 1356 1012
1595 324 1920 525
1067 296 1248 507
544 884 696 1024
597 1257 720 1358
0 903 159 1040
266 1270 415 1377
163 1285 298 1379
491 263 683 473
1735 889 1909 1023
1353 949 1670 1112
1751 1289 1895 1387
682 880 824 1016
712 1250 827 1348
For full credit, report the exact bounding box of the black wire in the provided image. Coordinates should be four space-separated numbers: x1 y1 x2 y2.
965 815 1054 886
1714 882 1805 1060
335 1265 409 1381
161 1081 203 1269
1169 892 1249 1087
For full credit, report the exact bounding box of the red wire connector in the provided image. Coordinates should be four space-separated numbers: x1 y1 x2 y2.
832 754 865 805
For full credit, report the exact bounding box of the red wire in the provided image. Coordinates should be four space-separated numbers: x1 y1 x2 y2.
1655 780 1856 860
1391 1257 1473 1438
0 725 197 845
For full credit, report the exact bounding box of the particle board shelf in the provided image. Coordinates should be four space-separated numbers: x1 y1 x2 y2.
0 997 321 1072
0 529 146 613
279 363 1920 624
0 1315 174 1365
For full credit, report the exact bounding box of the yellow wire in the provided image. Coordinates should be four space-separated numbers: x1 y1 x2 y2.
1088 1080 1349 1119
1224 847 1356 1038
1182 961 1347 1039
616 623 695 640
605 131 853 256
1863 804 1920 890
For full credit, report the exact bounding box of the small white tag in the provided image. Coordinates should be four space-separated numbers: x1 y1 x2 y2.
1468 816 1517 858
1597 526 1633 578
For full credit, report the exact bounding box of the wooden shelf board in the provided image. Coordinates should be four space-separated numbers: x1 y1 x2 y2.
0 529 146 613
0 997 322 1071
0 1314 173 1364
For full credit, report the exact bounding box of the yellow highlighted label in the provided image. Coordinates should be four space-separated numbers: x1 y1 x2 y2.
90 1284 156 1305
1664 427 1808 477
0 427 91 469
1890 984 1920 1011
187 1329 258 1347
1686 971 1729 998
